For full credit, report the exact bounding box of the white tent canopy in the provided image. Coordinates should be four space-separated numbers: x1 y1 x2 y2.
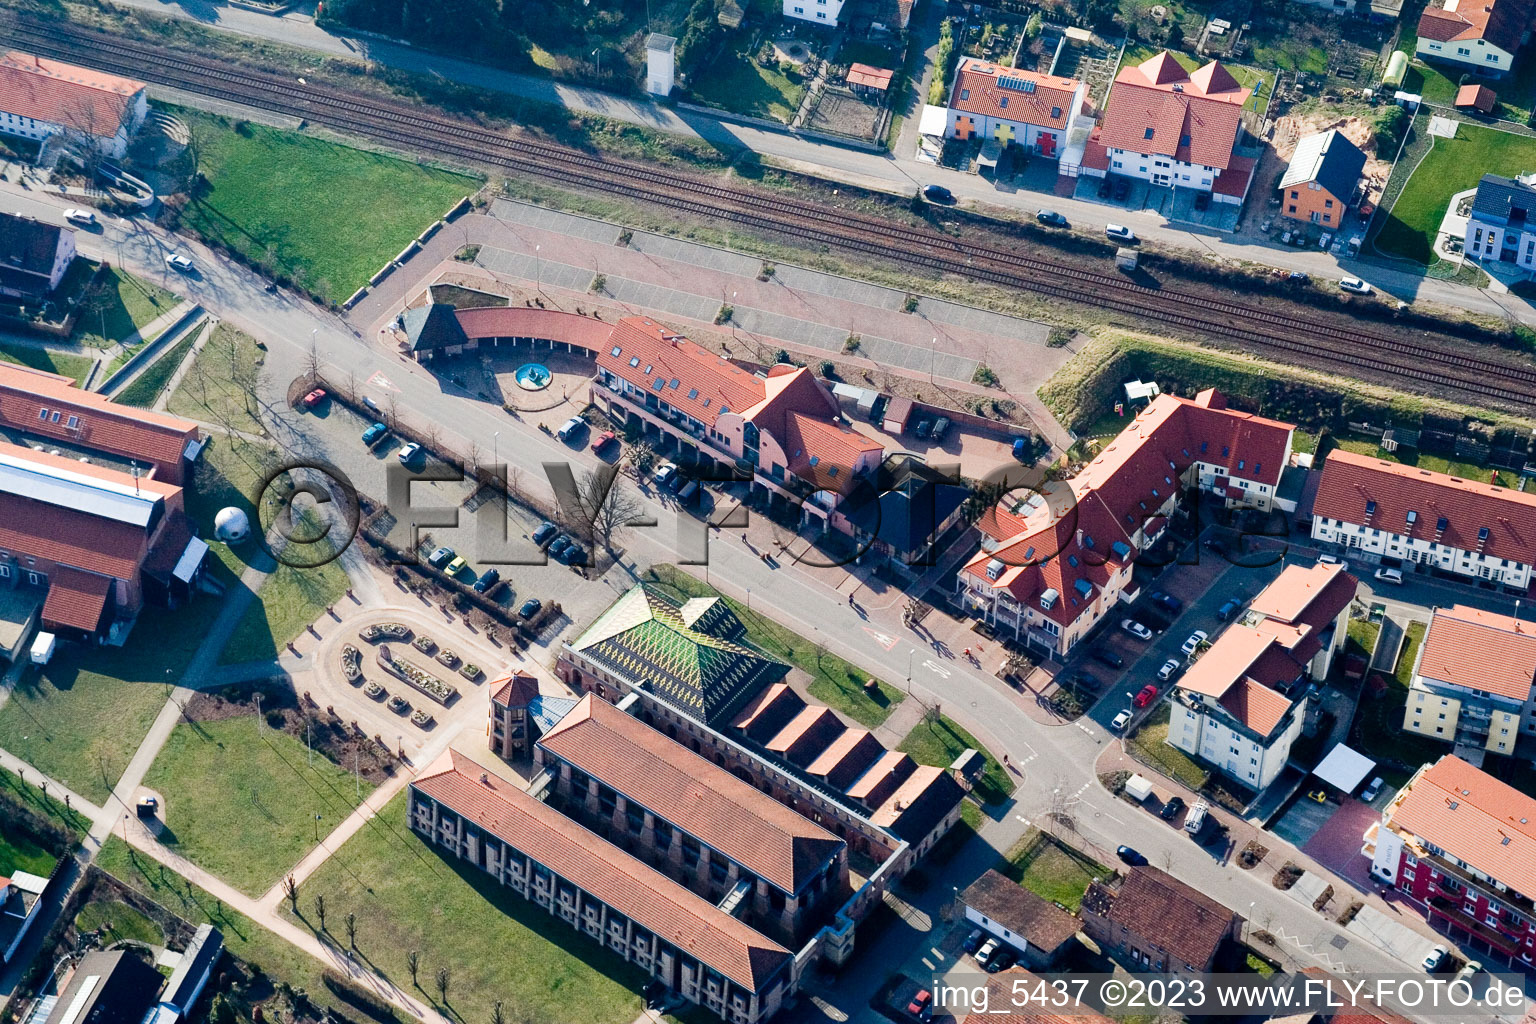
1314 743 1376 793
918 104 949 138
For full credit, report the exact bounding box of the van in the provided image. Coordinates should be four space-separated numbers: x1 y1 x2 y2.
1183 799 1208 836
556 417 586 442
1374 568 1403 585
677 480 700 505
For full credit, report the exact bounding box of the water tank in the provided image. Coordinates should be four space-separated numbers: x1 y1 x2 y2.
215 506 251 543
1383 51 1408 88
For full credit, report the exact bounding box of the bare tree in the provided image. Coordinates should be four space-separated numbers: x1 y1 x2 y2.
385 394 399 429
55 95 113 184
569 467 649 550
303 338 322 384
282 875 298 910
345 911 357 950
491 1001 505 1024
435 966 451 1004
406 950 420 987
314 893 327 930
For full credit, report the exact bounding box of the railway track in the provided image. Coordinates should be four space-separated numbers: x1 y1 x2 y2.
9 15 1535 410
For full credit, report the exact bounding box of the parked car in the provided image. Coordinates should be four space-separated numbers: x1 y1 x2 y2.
1135 682 1161 707
556 416 586 442
907 989 933 1018
1307 788 1328 803
397 442 422 464
1116 845 1147 866
1121 619 1153 640
591 429 617 455
921 184 954 204
1092 648 1125 669
1012 437 1031 462
930 416 950 441
974 939 1000 968
1361 776 1385 801
1217 598 1243 622
653 463 679 491
1036 209 1068 227
557 542 588 566
1374 568 1404 585
1180 630 1209 656
1422 945 1449 973
301 388 327 409
914 418 933 440
1184 799 1209 836
1288 271 1310 283
548 536 572 562
1339 276 1373 295
518 598 543 620
445 555 468 575
1073 672 1103 693
63 207 97 226
427 546 455 569
472 569 501 594
1105 223 1137 243
1111 709 1133 731
1150 590 1183 614
1112 177 1130 201
361 422 389 447
532 521 559 549
1156 658 1181 682
1160 795 1186 821
1455 960 1483 985
961 928 985 955
986 948 1015 973
1097 177 1113 199
1318 553 1350 572
164 252 194 272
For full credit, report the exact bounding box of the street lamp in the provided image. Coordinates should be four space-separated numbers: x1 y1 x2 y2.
731 290 738 341
535 244 542 294
906 649 914 695
929 337 937 385
493 431 499 469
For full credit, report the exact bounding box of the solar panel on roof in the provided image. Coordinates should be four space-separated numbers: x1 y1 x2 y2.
997 76 1036 93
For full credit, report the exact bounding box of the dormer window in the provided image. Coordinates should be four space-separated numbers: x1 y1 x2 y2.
37 408 48 421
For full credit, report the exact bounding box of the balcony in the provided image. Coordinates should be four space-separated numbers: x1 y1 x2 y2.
1427 896 1524 955
1428 857 1536 924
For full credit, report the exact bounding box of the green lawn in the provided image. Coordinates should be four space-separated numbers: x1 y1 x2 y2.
186 438 284 580
1118 45 1272 113
0 828 60 878
645 566 904 727
115 330 198 409
1347 618 1381 661
999 830 1112 912
689 40 807 123
166 321 267 436
1377 122 1536 264
280 792 649 1024
0 597 226 804
76 899 167 948
218 543 350 666
1126 703 1210 790
898 712 1014 806
0 764 92 837
177 108 479 302
1351 621 1443 787
142 716 373 896
1321 433 1519 487
0 342 93 386
1401 63 1460 107
839 40 901 70
71 266 180 349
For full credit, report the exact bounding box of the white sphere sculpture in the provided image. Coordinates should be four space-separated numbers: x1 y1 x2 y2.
214 506 251 543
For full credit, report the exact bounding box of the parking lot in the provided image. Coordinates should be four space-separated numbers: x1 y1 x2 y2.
1072 174 1244 233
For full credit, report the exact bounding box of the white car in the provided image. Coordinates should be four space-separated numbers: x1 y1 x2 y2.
1157 658 1182 682
1339 276 1372 295
165 252 194 272
63 208 97 226
1111 709 1133 731
1361 776 1385 802
1317 553 1350 572
1105 224 1137 244
974 938 999 967
1121 618 1152 640
1422 945 1448 972
397 442 422 464
1180 630 1209 656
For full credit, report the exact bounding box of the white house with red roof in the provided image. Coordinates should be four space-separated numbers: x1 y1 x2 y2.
1403 604 1536 758
1083 51 1256 203
1415 0 1531 76
592 317 883 530
1169 562 1356 789
1365 755 1536 966
0 52 147 159
958 390 1293 657
784 0 844 25
1310 449 1536 592
945 59 1086 159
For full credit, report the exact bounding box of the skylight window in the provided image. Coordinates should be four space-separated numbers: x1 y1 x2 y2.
688 388 699 400
630 356 641 367
610 346 622 357
1144 127 1155 139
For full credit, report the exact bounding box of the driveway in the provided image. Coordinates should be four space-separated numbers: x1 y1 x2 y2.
1301 796 1381 895
1270 791 1336 850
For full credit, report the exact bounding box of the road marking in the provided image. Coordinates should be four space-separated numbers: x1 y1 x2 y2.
1015 815 1031 826
923 659 952 678
862 626 898 650
368 371 399 392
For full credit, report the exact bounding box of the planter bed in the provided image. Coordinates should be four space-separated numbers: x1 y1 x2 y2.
459 663 482 682
340 644 363 683
360 623 412 643
412 635 437 655
435 649 461 669
411 709 435 728
375 652 458 706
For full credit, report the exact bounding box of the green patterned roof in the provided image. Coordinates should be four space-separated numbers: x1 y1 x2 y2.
570 585 788 726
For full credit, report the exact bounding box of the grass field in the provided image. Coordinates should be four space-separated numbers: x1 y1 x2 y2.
0 765 92 837
1118 45 1272 113
0 828 59 878
142 716 373 896
1127 703 1210 790
1351 620 1443 787
76 899 167 948
999 830 1111 912
218 553 350 666
280 792 649 1024
645 566 904 727
1319 432 1518 487
115 329 198 409
186 438 283 580
167 321 267 437
898 712 1014 806
177 108 479 302
71 267 180 349
0 342 93 386
689 39 807 123
1376 122 1536 264
0 597 226 804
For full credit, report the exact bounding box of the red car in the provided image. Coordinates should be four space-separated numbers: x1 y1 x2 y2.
301 388 327 409
906 989 931 1018
590 429 617 454
1134 684 1159 708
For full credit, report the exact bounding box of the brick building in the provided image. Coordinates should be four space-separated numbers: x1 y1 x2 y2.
0 51 148 159
0 213 75 303
1082 866 1240 975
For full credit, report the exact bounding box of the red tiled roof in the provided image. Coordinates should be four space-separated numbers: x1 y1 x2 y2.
847 63 894 90
1417 0 1530 51
1313 448 1536 567
804 728 884 789
783 410 881 494
1387 755 1536 898
412 748 792 991
1081 132 1111 171
40 565 112 633
868 764 967 843
1248 562 1354 625
765 705 845 765
1178 629 1298 737
538 696 844 894
1456 83 1498 112
453 306 617 354
0 52 143 139
949 58 1082 131
0 491 150 581
490 671 540 707
844 750 916 806
730 682 806 741
0 363 198 473
1088 866 1236 969
1219 676 1292 736
1417 605 1536 703
1212 153 1256 198
595 317 765 429
1099 51 1249 170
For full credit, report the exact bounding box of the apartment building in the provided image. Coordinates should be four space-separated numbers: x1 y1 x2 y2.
0 51 148 159
945 59 1086 158
1365 755 1536 965
1403 605 1536 757
783 0 843 25
1310 449 1536 591
1463 174 1536 271
958 389 1293 658
410 749 797 1023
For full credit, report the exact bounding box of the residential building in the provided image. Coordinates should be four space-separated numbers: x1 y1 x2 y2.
959 389 1293 658
0 871 48 963
42 950 165 1024
1403 605 1536 756
0 212 75 304
0 362 203 484
841 455 969 576
398 302 470 361
1279 130 1367 228
1085 52 1256 203
1365 754 1536 965
1310 448 1536 591
591 318 884 530
1081 866 1240 976
961 869 1081 968
0 441 208 644
158 924 223 1017
487 671 579 761
1170 563 1357 790
0 52 148 159
945 59 1086 159
410 748 797 1024
535 694 849 945
1414 0 1530 77
1463 173 1536 271
783 0 843 25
